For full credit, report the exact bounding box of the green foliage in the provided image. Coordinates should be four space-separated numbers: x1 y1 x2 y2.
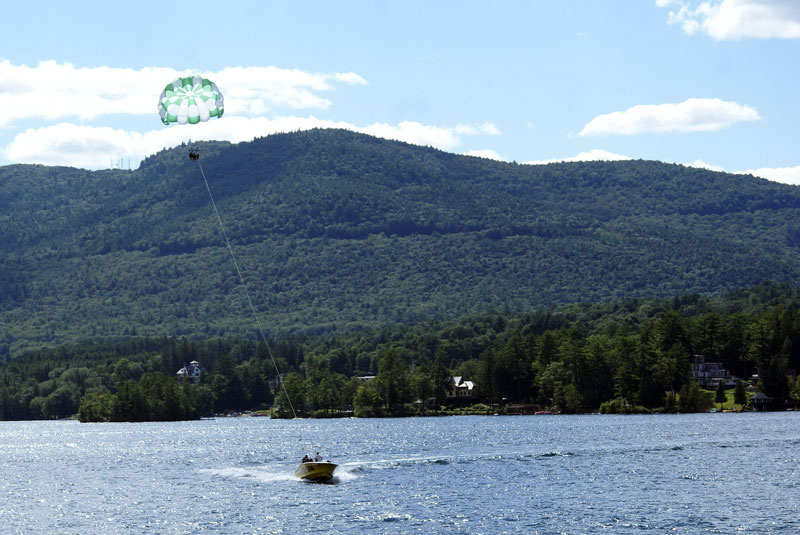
375 348 410 413
677 383 714 413
272 371 304 418
734 380 748 406
758 340 791 402
78 387 112 422
791 376 800 401
715 381 727 407
5 131 800 357
353 381 381 417
598 397 650 414
1 283 800 420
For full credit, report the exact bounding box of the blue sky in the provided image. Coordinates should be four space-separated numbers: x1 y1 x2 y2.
1 0 799 182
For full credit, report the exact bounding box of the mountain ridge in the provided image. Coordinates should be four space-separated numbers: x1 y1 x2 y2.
2 128 800 357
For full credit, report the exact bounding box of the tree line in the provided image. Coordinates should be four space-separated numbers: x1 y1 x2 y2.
2 283 800 421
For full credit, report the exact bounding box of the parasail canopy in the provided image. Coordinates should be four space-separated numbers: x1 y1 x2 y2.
158 75 224 125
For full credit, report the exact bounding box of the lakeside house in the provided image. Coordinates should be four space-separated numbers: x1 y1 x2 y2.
690 354 736 388
176 360 202 383
446 376 478 401
750 392 774 411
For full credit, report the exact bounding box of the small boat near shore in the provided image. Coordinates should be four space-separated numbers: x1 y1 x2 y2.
295 461 338 482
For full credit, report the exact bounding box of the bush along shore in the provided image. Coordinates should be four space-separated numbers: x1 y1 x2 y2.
1 283 799 422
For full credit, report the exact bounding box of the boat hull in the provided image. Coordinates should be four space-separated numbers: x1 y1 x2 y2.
295 462 338 482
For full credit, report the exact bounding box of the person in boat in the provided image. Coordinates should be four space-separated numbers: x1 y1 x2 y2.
302 454 311 463
314 452 322 462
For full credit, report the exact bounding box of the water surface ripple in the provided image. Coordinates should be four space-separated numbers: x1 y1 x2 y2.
1 413 797 534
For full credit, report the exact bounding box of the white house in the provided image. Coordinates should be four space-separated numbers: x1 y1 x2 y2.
689 355 735 388
176 360 202 383
446 376 478 400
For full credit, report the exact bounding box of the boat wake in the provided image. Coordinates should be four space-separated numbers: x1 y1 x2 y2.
200 464 360 484
199 465 298 483
538 451 573 458
341 455 451 473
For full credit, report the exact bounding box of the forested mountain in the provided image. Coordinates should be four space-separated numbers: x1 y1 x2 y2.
3 128 800 357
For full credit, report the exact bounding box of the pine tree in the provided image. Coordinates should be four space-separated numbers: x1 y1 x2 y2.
714 380 727 410
733 380 748 409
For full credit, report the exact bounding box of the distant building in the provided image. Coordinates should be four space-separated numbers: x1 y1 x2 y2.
446 376 478 400
750 392 774 411
176 360 202 383
689 355 735 388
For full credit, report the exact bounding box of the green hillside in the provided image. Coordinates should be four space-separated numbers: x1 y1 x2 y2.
3 128 800 357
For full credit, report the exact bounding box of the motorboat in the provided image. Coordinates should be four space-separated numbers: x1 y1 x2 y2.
295 461 338 482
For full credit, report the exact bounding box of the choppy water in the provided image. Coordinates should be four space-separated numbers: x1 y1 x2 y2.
1 413 798 534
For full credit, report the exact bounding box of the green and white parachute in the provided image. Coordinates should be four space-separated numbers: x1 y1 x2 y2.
158 75 224 125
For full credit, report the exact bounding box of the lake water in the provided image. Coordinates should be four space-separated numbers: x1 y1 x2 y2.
1 413 798 534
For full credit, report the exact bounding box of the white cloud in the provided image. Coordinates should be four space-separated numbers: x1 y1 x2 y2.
10 115 800 188
0 60 366 128
579 98 760 136
740 165 800 184
523 149 632 165
478 122 501 135
0 59 505 169
463 149 504 160
519 150 800 186
332 72 368 86
454 122 501 136
5 123 161 169
3 117 497 169
658 0 800 40
686 159 725 171
360 121 462 150
679 160 800 185
215 66 365 114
